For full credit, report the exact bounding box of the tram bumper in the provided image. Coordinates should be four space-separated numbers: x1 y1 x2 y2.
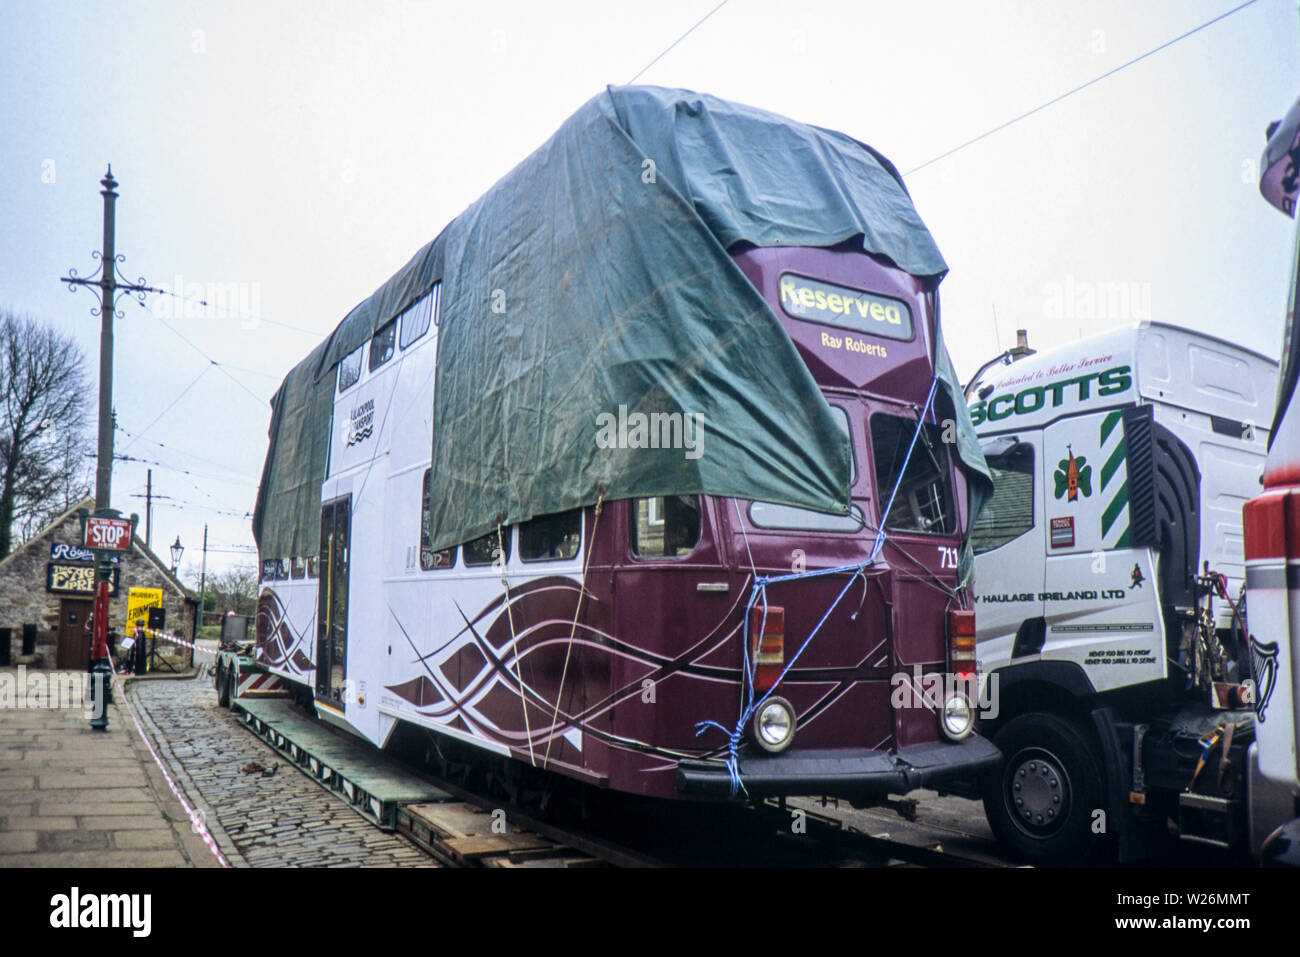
676 737 1001 800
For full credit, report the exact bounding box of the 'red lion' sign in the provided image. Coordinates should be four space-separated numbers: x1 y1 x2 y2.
84 516 132 551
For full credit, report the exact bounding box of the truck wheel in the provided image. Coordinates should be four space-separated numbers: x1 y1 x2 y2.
981 712 1107 865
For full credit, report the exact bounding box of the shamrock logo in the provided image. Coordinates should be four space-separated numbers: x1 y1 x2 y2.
1053 445 1091 501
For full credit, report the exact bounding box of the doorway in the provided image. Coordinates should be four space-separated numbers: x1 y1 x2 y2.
56 599 93 669
315 495 351 706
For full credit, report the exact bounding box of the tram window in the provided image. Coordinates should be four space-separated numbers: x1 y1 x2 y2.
971 439 1034 554
463 528 511 567
418 468 457 569
630 496 700 559
369 319 397 371
749 501 865 532
870 413 955 535
521 509 581 562
400 285 437 349
748 406 858 531
307 555 319 579
291 556 306 580
338 347 363 393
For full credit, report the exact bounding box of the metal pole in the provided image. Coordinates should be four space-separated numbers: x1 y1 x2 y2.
89 167 119 731
96 167 117 511
145 469 151 547
198 523 208 636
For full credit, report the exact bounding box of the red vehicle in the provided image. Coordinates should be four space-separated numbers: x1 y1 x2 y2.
244 87 999 807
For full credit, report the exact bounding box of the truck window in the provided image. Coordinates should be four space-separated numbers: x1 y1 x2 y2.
520 509 581 561
630 496 700 558
870 414 955 535
971 441 1035 553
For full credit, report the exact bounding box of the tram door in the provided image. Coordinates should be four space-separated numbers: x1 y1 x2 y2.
316 496 351 706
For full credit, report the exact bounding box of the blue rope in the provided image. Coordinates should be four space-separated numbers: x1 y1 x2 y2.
694 378 941 797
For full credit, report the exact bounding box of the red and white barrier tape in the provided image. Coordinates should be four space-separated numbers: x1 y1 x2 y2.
143 628 217 657
104 647 231 868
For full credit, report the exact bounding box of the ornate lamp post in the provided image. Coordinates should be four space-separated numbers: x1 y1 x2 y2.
170 536 184 574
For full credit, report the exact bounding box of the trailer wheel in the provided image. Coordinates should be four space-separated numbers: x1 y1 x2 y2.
217 665 231 709
981 712 1107 865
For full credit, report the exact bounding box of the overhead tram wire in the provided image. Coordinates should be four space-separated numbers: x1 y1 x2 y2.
152 498 252 520
148 287 321 339
902 0 1261 177
627 0 731 84
114 424 259 485
133 298 269 405
111 449 258 488
119 363 214 453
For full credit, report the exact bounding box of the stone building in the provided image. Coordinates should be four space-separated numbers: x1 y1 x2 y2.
0 497 198 670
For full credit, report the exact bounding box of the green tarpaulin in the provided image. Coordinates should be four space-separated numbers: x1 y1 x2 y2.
253 85 991 581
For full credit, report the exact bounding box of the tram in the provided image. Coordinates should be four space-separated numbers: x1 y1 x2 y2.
249 86 998 803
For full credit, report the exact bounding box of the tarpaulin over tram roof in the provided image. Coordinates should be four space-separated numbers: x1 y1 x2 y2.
253 85 990 572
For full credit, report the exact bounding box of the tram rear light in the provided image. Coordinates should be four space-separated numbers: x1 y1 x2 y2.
948 608 976 678
749 605 785 693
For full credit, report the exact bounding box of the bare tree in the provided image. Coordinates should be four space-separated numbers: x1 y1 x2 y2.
179 559 259 617
0 310 91 557
208 562 259 616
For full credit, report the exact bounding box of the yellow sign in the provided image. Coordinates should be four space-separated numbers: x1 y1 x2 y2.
124 587 163 634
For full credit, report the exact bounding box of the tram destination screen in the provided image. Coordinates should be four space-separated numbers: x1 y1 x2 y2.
778 273 914 341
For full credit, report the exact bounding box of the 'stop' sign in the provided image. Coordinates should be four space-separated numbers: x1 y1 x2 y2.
84 516 132 552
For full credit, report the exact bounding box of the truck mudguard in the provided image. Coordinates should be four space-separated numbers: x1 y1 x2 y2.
1122 405 1201 610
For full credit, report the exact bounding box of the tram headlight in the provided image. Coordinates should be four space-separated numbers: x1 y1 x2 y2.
939 692 975 741
752 696 796 753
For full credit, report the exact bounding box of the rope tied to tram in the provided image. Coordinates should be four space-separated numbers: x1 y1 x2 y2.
694 376 942 798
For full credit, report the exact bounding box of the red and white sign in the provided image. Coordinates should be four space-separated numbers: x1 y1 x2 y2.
84 516 132 552
1050 516 1075 548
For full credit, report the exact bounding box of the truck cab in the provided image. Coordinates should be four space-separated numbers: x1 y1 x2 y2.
967 322 1275 863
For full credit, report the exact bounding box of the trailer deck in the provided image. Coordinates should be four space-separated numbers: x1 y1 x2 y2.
233 698 449 829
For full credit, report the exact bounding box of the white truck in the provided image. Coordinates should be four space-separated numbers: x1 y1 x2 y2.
966 322 1276 863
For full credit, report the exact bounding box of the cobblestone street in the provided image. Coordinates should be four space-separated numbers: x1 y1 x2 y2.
128 671 436 868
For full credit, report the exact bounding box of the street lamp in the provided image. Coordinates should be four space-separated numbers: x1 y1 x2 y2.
170 536 184 573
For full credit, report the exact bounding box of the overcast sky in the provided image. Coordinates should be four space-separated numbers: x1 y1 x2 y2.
1 0 1297 573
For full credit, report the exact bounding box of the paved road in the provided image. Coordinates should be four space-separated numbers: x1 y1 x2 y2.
128 671 435 868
